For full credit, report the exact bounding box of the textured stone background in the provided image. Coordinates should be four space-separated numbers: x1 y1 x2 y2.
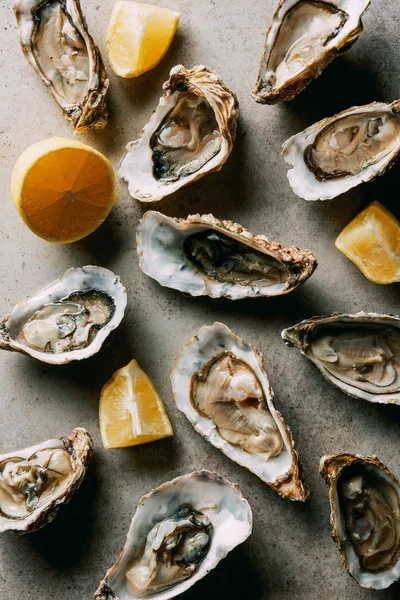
0 1 399 598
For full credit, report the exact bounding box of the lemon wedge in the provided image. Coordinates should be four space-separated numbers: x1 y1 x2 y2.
106 1 180 78
99 359 174 449
10 137 116 244
335 201 400 284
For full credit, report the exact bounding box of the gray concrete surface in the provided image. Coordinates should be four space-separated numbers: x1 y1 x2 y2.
0 0 399 598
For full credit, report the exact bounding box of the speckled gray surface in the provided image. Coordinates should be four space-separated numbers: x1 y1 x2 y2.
0 1 399 599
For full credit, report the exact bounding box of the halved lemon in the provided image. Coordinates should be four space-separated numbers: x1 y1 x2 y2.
11 137 116 244
106 1 180 78
99 359 174 449
335 201 400 284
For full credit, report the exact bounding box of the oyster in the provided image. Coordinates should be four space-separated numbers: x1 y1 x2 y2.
253 0 370 104
282 312 400 405
0 428 93 534
119 65 238 202
171 323 309 501
0 266 127 364
282 101 400 200
95 471 252 599
320 453 400 589
136 211 317 299
14 0 109 134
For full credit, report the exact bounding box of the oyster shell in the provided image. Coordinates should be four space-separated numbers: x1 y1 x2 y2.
0 266 127 364
253 0 370 104
171 323 309 501
14 0 109 134
320 453 400 589
136 211 317 299
95 471 252 599
0 428 93 534
119 65 238 203
282 312 400 405
282 101 400 200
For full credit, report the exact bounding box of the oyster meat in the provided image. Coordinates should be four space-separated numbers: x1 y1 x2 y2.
282 312 400 405
253 0 370 104
282 101 400 200
0 428 93 533
0 266 127 364
320 453 400 589
137 212 317 299
119 65 238 202
95 471 252 600
171 323 309 501
14 0 109 133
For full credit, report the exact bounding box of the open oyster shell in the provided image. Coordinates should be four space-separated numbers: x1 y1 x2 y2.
95 471 252 600
320 453 400 589
14 0 109 134
282 312 400 405
0 266 127 365
0 428 93 534
171 323 309 501
136 211 317 299
253 0 370 104
119 65 238 203
282 101 400 200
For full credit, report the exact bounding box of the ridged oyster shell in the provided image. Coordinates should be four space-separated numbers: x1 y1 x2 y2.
282 101 400 200
0 266 127 365
282 312 400 405
136 211 317 299
119 65 238 202
171 323 309 501
95 471 252 600
320 453 400 589
0 428 93 534
14 0 109 134
253 0 370 104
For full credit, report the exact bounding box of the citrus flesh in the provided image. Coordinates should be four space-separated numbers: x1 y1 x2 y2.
106 1 180 78
335 201 400 284
11 137 116 244
99 359 174 449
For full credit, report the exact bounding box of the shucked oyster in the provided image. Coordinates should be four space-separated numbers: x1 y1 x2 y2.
282 101 400 200
14 0 109 134
320 453 400 589
282 312 400 405
119 65 238 202
171 323 309 501
0 266 127 364
95 471 252 600
137 212 317 300
253 0 370 104
0 428 93 534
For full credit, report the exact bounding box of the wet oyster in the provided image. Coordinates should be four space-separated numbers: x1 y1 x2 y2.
119 65 238 202
282 101 400 200
253 0 370 104
282 312 400 405
137 212 317 299
0 428 93 534
14 0 109 133
320 453 400 589
171 323 309 501
95 471 252 599
0 266 127 364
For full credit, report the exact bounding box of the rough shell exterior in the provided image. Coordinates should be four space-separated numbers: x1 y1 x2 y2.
0 428 93 534
137 211 318 299
14 0 109 133
320 453 400 589
252 0 370 104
